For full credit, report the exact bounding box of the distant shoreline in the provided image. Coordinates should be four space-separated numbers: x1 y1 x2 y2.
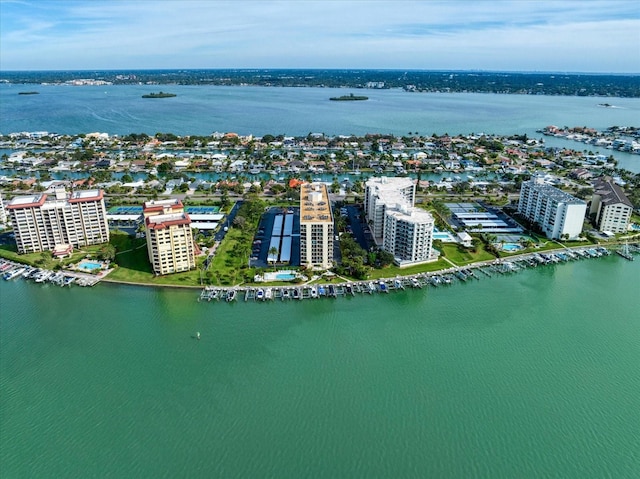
1 69 638 97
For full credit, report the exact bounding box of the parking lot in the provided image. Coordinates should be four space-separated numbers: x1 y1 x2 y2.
250 207 301 268
341 204 374 251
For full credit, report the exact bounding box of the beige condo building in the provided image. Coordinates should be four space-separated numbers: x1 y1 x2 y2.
143 199 196 275
589 177 633 234
299 183 334 269
7 188 109 254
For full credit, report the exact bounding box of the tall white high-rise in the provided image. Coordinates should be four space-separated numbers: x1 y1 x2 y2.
517 178 586 240
364 177 435 266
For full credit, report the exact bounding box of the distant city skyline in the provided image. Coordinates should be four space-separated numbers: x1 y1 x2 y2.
1 0 639 73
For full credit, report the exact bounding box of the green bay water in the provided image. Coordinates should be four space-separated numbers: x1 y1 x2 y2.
1 257 639 477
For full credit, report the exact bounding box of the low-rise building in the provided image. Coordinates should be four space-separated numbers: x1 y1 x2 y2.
143 199 196 275
7 188 109 254
517 178 586 240
589 176 633 234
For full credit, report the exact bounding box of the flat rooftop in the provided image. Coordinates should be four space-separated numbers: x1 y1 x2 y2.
70 189 101 200
300 183 333 224
8 194 45 206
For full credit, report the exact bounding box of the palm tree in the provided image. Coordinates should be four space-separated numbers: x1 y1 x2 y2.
268 246 278 270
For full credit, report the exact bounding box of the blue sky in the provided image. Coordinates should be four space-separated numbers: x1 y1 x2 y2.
1 0 639 72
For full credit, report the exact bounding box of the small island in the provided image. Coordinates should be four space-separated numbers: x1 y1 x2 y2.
18 91 39 95
142 92 177 98
330 93 368 101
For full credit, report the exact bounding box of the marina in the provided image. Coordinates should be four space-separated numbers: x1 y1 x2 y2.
0 259 101 287
198 244 634 304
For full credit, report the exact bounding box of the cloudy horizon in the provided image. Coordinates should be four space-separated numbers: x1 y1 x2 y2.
1 0 639 73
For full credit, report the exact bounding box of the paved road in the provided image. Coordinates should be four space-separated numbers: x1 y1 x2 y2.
213 201 242 242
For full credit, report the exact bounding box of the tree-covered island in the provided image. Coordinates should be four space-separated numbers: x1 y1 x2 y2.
330 93 369 101
141 92 177 98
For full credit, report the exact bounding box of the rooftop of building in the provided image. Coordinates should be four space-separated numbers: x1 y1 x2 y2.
70 189 102 200
299 182 333 224
366 176 415 192
523 179 586 205
143 198 184 214
145 212 191 230
7 193 46 208
593 177 633 208
385 204 434 224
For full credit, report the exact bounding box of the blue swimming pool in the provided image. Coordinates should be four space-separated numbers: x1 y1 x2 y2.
78 261 103 271
275 273 296 281
501 243 523 252
433 232 452 240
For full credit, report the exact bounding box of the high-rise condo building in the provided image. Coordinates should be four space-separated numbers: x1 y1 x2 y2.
7 188 109 254
589 176 633 234
364 177 435 266
299 183 334 269
143 199 196 275
517 178 586 240
364 176 416 243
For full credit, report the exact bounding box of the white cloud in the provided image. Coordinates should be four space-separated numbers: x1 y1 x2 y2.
1 0 638 71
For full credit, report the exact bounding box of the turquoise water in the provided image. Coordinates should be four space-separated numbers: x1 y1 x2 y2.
275 273 296 281
77 260 103 271
502 243 523 252
433 232 455 241
1 256 639 477
2 85 640 476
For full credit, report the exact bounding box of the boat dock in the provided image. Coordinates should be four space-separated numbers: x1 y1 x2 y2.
0 259 104 287
197 244 637 305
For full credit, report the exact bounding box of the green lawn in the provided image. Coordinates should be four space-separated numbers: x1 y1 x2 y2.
106 232 205 286
0 243 106 270
440 243 496 266
366 258 451 280
206 227 254 286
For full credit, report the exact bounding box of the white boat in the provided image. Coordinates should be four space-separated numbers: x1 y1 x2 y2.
264 288 273 300
256 289 265 301
310 286 318 298
34 270 53 283
3 267 25 280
